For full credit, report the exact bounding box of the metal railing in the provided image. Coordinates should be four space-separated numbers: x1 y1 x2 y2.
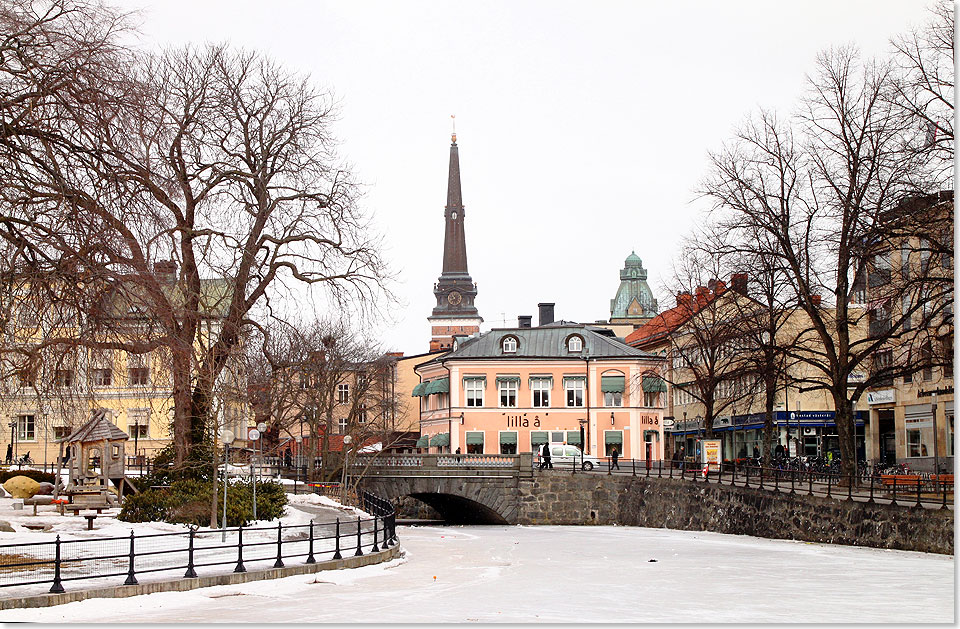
0 494 398 597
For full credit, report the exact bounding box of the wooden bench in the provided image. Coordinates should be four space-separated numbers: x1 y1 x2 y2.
880 474 921 491
65 504 106 515
928 474 954 490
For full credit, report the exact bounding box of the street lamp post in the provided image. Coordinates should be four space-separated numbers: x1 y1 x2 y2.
931 392 940 475
294 436 302 495
341 435 353 499
220 429 235 541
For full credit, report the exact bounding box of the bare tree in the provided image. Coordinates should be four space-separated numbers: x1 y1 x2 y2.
663 245 759 440
0 2 389 472
703 49 951 481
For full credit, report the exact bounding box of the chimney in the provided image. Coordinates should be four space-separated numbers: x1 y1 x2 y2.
429 339 443 352
695 286 709 305
538 302 555 327
154 260 177 282
676 291 692 307
811 294 822 307
731 273 748 296
518 315 532 328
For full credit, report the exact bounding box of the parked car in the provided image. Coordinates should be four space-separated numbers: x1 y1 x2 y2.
542 444 600 471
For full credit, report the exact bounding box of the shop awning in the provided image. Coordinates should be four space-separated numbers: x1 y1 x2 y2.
495 375 520 384
412 383 427 397
425 378 450 395
528 375 554 387
566 431 582 445
499 432 517 444
465 432 484 445
415 434 430 448
605 431 623 444
530 431 548 446
429 432 450 447
600 375 625 393
642 376 668 393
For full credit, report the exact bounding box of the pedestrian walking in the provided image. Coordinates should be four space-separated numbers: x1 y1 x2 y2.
752 444 760 460
283 447 292 468
542 443 553 469
610 446 620 470
4 443 11 465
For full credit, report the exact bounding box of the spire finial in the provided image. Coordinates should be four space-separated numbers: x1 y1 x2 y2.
451 114 456 144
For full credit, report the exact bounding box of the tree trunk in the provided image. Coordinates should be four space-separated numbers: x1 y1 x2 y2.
172 351 194 468
832 389 856 485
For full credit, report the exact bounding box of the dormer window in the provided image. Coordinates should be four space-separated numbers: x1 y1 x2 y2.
502 336 518 353
567 335 583 353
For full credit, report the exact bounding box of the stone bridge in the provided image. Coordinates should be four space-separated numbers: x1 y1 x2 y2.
355 454 953 554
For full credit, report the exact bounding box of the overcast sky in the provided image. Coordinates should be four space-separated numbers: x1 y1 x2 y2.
116 0 933 356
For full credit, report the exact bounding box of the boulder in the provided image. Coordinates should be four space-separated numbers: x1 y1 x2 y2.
33 482 55 496
3 475 41 499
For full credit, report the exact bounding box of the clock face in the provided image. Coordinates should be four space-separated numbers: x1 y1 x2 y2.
447 291 462 305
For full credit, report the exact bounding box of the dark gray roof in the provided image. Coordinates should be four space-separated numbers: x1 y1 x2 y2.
433 325 657 361
62 410 129 443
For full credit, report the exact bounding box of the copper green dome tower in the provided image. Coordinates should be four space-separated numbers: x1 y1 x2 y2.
609 251 658 324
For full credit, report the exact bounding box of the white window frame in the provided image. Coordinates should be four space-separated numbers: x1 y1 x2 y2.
17 414 35 441
567 336 583 352
604 391 623 407
128 409 150 439
502 336 518 354
337 383 350 403
498 380 518 408
565 378 585 407
92 368 112 387
531 378 551 408
128 366 150 387
464 379 485 407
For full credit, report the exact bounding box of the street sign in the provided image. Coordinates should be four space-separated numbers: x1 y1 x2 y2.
248 428 261 441
257 422 267 432
662 418 675 429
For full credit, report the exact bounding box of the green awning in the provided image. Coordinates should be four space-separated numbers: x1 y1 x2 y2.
495 375 520 384
412 383 427 397
528 375 553 387
430 432 450 447
499 432 517 444
425 378 449 394
530 431 548 446
566 431 582 445
463 375 486 384
642 376 668 393
562 375 586 384
465 432 484 445
600 375 625 393
605 431 623 445
415 434 430 447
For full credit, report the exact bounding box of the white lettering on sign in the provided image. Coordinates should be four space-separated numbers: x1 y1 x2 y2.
867 390 896 405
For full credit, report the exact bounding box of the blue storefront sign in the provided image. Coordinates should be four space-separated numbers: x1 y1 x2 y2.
673 410 866 434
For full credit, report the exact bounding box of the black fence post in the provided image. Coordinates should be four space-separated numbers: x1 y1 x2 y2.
941 480 948 510
607 459 611 476
890 477 898 506
274 521 285 568
371 516 380 553
774 468 779 492
306 521 316 564
915 478 922 508
789 469 795 495
759 466 764 490
867 474 875 504
657 461 662 478
807 471 813 496
744 464 750 488
123 530 138 586
49 535 65 594
632 458 636 477
235 525 246 573
826 473 832 499
847 474 854 501
184 529 198 578
669 462 673 479
333 518 342 560
355 517 364 557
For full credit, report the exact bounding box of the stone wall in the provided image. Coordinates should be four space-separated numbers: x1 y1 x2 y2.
518 474 954 555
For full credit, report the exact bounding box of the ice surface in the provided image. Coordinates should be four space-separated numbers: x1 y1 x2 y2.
0 524 951 623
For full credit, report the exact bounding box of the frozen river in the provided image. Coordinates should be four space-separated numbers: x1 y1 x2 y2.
1 525 952 623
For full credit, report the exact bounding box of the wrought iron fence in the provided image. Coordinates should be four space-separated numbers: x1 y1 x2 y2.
0 494 398 597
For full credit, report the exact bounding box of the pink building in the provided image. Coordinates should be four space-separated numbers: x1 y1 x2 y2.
413 318 667 461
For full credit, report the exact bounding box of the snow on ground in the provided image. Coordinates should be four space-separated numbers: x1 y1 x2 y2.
0 524 951 623
0 493 373 599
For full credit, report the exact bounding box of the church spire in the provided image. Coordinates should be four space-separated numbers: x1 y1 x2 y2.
429 123 482 351
442 127 467 273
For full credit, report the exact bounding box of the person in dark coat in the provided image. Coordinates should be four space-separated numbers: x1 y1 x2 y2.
610 446 620 470
283 448 292 467
4 443 11 465
542 443 553 469
775 442 785 459
752 444 760 460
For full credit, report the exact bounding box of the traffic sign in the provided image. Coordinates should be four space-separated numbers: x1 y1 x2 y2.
248 428 261 441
